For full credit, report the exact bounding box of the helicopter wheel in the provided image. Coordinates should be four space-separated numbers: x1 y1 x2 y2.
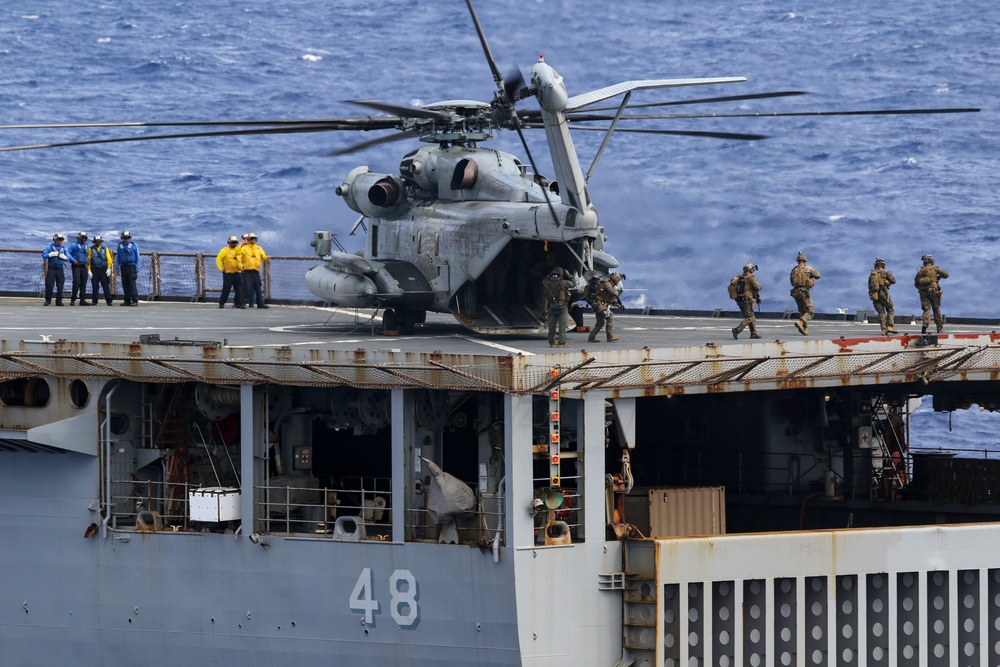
382 308 398 332
396 308 417 336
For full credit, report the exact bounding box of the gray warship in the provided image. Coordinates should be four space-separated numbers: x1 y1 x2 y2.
3 293 1000 666
1 3 990 663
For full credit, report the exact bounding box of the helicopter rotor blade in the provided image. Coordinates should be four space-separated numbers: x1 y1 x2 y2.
325 130 421 157
0 117 399 131
464 0 505 93
576 90 810 112
464 0 562 229
532 125 768 141
0 124 388 153
345 100 452 121
562 107 980 122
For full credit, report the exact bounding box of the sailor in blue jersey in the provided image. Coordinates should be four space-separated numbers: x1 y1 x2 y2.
87 235 114 305
41 233 70 306
115 230 140 307
67 232 91 305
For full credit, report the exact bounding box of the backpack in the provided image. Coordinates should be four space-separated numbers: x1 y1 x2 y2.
916 266 937 288
790 265 814 289
727 276 744 300
585 276 602 305
544 275 568 303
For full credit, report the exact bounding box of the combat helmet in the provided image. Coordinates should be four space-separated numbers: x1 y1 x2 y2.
921 254 934 265
874 257 886 268
796 252 807 262
743 263 757 273
609 272 623 284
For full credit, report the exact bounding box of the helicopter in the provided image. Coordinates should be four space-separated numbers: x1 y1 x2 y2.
0 1 978 335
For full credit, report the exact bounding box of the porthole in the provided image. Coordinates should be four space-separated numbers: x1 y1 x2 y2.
0 378 51 407
69 379 90 408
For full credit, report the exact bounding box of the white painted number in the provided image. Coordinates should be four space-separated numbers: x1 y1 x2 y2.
389 569 418 627
350 568 420 628
349 567 380 625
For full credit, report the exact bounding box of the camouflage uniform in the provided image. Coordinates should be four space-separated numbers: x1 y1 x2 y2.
730 264 762 339
914 255 949 333
542 269 574 347
789 252 821 335
586 273 623 343
868 258 898 335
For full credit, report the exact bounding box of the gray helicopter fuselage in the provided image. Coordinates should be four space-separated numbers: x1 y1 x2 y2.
307 143 614 326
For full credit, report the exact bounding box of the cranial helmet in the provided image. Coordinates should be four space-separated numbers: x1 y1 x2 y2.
248 233 257 240
229 236 239 244
796 252 807 262
78 232 88 239
94 235 103 243
874 257 886 267
121 230 132 239
53 233 64 241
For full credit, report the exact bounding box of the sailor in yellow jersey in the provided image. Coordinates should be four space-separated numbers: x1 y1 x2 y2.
216 236 245 309
239 232 270 308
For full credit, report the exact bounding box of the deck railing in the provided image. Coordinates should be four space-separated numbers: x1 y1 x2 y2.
0 247 321 302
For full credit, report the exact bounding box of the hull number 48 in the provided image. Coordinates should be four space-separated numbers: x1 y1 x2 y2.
350 568 419 628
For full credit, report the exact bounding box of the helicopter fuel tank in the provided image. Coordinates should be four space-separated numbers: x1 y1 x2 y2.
336 167 409 219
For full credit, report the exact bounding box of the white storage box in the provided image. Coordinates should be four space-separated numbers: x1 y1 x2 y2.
189 487 242 522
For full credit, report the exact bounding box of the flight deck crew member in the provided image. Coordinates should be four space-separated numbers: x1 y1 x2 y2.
730 263 762 339
789 252 821 335
217 236 245 309
240 232 269 308
41 233 69 306
542 268 574 347
88 235 114 305
68 232 91 305
868 257 898 335
587 272 624 343
115 230 140 306
914 254 949 333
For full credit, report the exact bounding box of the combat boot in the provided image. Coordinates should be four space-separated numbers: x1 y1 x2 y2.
886 326 899 334
587 335 598 343
921 325 928 334
731 327 739 340
750 333 762 339
749 326 761 339
607 336 619 342
936 324 944 333
794 320 807 336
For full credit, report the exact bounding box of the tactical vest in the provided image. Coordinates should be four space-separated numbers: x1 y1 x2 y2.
790 265 814 289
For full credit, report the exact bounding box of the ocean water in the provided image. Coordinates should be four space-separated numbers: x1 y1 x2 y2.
0 1 996 447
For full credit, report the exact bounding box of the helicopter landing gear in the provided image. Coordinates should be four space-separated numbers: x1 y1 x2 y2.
381 308 424 335
395 308 424 335
381 308 398 332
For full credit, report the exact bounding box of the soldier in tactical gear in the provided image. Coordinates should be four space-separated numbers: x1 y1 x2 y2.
914 254 949 333
868 257 898 335
789 252 821 335
730 263 762 339
542 268 575 347
586 272 624 343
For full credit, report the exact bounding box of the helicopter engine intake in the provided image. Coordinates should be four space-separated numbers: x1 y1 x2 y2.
336 167 409 219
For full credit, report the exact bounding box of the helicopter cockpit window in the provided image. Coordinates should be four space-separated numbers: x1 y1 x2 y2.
450 159 478 190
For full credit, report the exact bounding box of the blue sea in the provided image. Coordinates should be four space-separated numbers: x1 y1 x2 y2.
0 0 997 451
